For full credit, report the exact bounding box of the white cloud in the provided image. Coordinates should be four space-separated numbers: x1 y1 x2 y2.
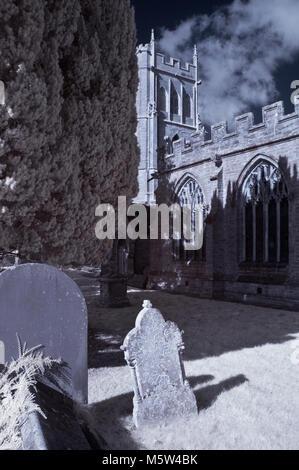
158 0 299 124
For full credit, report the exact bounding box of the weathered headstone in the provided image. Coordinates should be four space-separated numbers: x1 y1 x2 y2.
0 263 88 403
121 300 197 427
0 252 19 267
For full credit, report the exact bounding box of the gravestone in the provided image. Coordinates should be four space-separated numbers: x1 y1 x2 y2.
121 300 197 427
0 252 19 267
0 263 88 403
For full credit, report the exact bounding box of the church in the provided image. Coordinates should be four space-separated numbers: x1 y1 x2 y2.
129 31 299 310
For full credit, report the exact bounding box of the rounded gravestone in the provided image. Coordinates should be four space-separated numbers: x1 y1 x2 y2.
0 264 88 403
121 300 197 427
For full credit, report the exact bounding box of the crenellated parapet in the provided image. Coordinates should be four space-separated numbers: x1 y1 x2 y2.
167 100 299 162
136 40 197 80
155 52 197 80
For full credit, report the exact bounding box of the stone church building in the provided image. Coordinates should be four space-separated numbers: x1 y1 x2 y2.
130 32 299 310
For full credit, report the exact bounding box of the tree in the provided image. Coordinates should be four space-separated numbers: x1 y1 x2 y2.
0 0 139 266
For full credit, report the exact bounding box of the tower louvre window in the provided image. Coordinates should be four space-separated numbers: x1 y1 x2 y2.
183 89 191 119
159 86 166 111
242 161 289 264
171 85 179 115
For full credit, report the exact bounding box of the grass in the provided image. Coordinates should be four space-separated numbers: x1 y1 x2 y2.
83 282 299 450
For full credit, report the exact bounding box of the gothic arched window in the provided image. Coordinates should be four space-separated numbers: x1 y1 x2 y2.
242 160 288 264
178 178 204 207
183 89 191 119
171 85 179 115
159 86 166 111
173 177 206 262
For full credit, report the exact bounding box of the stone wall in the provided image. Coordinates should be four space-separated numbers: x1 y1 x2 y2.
148 100 299 310
134 35 299 309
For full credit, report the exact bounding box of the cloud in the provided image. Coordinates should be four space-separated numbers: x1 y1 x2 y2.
158 0 299 124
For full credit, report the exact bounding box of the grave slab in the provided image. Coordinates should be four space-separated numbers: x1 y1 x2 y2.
0 263 88 403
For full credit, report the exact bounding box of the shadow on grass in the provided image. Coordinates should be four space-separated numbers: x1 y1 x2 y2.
88 288 299 368
89 373 248 449
188 374 214 388
192 374 248 410
89 391 139 450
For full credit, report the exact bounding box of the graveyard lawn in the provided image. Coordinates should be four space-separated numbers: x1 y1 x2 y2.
82 278 299 450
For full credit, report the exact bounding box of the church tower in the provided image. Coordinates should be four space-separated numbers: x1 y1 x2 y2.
135 31 200 204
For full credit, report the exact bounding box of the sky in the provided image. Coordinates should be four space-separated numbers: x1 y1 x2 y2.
132 0 299 125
